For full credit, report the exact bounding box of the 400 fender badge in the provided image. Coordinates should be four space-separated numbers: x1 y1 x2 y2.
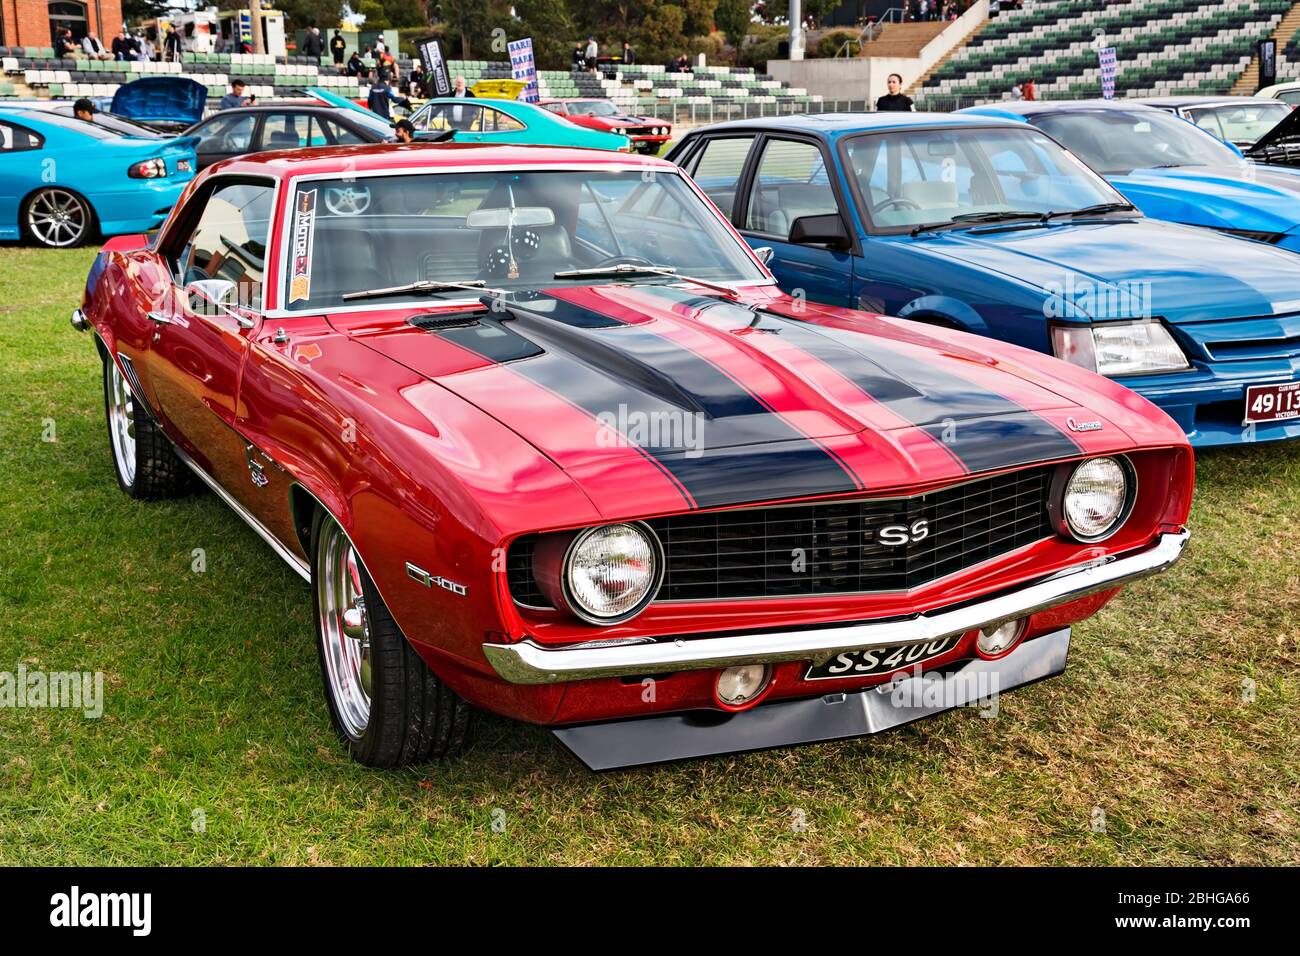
406 563 468 596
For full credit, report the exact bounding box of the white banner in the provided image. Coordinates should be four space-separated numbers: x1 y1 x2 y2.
508 37 539 103
1099 46 1118 100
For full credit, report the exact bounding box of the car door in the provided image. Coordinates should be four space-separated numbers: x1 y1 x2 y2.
189 111 258 169
142 176 274 500
0 120 43 239
735 135 857 307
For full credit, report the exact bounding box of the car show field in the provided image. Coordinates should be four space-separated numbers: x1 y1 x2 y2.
1 246 1296 866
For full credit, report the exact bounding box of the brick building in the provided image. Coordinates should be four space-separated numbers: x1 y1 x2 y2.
1 0 124 48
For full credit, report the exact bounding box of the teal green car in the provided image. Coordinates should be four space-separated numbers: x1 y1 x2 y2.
408 98 631 151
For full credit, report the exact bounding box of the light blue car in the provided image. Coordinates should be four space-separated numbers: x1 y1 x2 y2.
961 100 1300 254
0 105 197 248
408 97 631 150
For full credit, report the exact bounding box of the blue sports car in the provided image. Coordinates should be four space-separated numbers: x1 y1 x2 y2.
667 113 1300 447
961 100 1300 253
0 105 197 248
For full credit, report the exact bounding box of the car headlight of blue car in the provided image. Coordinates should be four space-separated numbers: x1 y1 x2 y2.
1050 319 1190 377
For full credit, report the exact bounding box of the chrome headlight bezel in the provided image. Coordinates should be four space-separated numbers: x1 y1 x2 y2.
533 521 665 625
1050 319 1191 377
1048 455 1138 544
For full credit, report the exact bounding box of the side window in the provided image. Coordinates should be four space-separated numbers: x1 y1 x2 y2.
262 113 311 149
174 182 274 309
684 136 754 219
193 113 255 153
1187 109 1224 140
321 117 366 145
479 108 525 132
744 138 840 237
0 121 42 152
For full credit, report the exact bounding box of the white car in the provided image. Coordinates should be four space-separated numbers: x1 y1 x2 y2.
1255 81 1300 106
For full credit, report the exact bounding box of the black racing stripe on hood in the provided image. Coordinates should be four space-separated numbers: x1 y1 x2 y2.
485 292 864 509
648 289 1082 472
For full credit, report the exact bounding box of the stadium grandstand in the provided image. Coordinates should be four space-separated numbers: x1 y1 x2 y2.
916 0 1298 108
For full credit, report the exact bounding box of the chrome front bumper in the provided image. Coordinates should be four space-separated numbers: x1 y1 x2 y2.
482 530 1189 685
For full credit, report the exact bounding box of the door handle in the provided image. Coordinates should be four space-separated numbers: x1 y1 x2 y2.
147 311 171 325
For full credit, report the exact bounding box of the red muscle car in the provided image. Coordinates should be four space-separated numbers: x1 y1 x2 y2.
73 143 1193 770
538 98 672 154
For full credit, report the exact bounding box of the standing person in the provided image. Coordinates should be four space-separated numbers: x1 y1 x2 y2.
164 26 181 63
621 41 634 65
875 73 914 111
301 26 323 60
1009 80 1023 100
585 36 598 73
330 30 346 67
374 34 387 56
572 44 586 72
219 79 252 110
367 74 410 120
1022 76 1036 101
137 32 155 61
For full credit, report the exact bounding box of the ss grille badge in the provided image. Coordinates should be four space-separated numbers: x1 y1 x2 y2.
877 518 930 547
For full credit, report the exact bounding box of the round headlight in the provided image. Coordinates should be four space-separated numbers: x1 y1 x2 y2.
716 664 772 708
1061 457 1131 541
564 523 663 623
976 618 1026 657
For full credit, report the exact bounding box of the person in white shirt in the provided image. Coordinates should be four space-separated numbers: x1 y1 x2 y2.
82 33 113 61
585 36 598 73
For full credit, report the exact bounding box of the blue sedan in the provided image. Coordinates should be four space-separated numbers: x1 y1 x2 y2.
667 112 1300 447
0 106 196 248
961 100 1300 253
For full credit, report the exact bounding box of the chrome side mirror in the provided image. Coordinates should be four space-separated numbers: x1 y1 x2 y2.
186 279 256 329
753 246 775 266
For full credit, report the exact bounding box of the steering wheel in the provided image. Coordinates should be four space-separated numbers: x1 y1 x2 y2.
872 196 922 214
219 133 247 152
593 255 657 269
324 184 371 217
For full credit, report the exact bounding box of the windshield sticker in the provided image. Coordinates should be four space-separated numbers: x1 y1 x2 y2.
290 190 318 303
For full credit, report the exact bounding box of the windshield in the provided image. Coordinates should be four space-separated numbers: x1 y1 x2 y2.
48 106 163 138
1184 101 1292 144
282 168 766 310
569 101 620 117
1032 109 1241 173
843 126 1125 232
14 109 120 140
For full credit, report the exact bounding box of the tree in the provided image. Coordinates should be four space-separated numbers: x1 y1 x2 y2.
714 0 751 47
275 0 346 32
514 0 577 68
678 0 717 37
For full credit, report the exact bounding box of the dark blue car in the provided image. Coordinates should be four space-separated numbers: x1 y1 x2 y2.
668 113 1300 447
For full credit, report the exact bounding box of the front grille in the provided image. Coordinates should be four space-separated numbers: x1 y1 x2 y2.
507 467 1053 607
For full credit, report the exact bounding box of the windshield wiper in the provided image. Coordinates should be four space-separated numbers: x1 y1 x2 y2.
341 279 494 302
1043 202 1138 220
553 264 740 298
910 210 1047 236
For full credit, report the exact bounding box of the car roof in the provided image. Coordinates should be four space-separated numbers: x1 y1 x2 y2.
682 111 1027 139
964 99 1169 116
1135 96 1285 108
210 142 678 180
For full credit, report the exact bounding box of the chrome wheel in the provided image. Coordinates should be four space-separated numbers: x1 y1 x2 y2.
323 184 370 216
317 519 373 740
26 188 89 248
106 360 137 487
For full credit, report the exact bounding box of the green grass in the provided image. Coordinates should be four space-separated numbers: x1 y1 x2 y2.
0 244 1297 865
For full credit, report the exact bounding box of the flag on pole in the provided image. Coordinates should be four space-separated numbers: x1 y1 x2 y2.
1099 47 1118 100
508 38 540 103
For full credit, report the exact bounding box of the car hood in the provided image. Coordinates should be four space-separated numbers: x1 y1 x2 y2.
348 285 1146 513
1110 164 1300 233
901 218 1300 323
111 76 207 126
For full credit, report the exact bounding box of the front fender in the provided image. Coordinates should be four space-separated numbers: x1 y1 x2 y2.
895 294 992 335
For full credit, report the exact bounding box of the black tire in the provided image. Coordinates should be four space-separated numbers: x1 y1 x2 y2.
102 354 192 500
23 187 95 249
311 509 473 767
